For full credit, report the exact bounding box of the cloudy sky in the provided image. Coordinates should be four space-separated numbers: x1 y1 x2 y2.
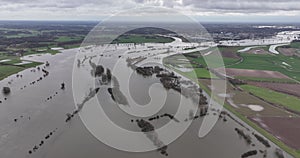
0 0 300 22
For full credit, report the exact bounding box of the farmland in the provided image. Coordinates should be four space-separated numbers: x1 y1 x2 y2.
199 78 293 117
178 68 217 79
244 47 270 55
0 55 42 80
0 21 97 81
240 85 300 113
0 21 96 56
163 54 217 79
221 68 296 83
224 68 291 79
248 81 300 97
235 76 296 83
228 53 300 81
164 44 300 157
184 52 240 68
277 41 300 57
251 117 300 150
217 46 243 58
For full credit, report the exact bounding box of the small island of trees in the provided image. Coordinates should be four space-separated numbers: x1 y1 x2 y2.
2 87 11 95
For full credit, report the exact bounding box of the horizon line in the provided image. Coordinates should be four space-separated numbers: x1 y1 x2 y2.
0 20 300 24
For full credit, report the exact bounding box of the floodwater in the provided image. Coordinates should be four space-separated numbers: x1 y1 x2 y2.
0 46 293 158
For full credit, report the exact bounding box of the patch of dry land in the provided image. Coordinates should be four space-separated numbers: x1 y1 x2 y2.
248 81 300 98
245 48 270 55
223 68 291 79
251 117 300 150
198 79 294 118
278 47 300 57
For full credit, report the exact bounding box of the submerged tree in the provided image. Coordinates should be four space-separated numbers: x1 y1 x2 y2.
2 87 11 95
61 83 65 90
106 68 112 81
77 59 81 67
95 65 104 77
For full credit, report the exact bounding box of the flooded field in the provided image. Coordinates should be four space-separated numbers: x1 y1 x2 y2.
0 43 293 158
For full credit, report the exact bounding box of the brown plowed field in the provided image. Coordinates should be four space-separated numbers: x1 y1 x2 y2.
278 48 300 57
224 68 291 79
251 117 300 150
220 50 240 59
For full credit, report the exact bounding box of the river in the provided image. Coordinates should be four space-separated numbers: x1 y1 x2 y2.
0 42 293 158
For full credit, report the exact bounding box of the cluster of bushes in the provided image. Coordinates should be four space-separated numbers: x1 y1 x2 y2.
229 78 246 85
235 128 252 144
241 150 257 158
136 66 154 76
2 87 11 95
136 119 154 132
275 148 284 158
253 133 270 148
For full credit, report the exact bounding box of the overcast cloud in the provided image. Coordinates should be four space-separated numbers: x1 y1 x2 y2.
0 0 299 21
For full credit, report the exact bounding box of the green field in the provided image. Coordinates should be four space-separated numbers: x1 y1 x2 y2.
174 68 300 157
1 29 40 39
181 46 243 68
218 46 246 53
0 22 93 81
184 46 300 82
179 68 217 79
169 63 300 157
25 49 60 55
0 63 41 80
55 36 83 42
184 52 240 68
240 85 300 112
0 55 42 80
163 53 218 79
0 66 24 80
63 44 81 49
235 76 297 83
164 46 300 158
289 41 300 49
228 53 300 81
188 55 239 68
0 55 21 64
